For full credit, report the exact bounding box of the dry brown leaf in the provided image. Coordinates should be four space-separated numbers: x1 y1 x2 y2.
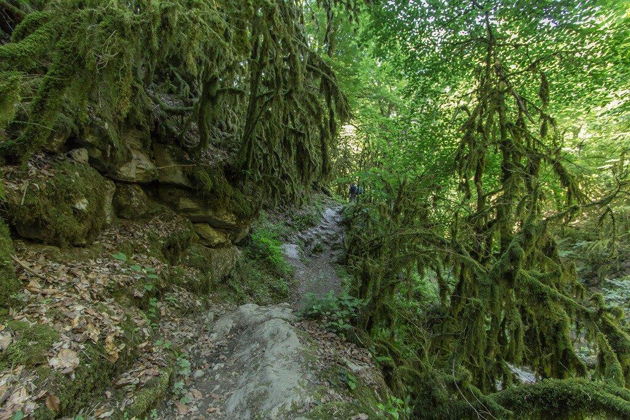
97 409 114 418
0 333 12 351
86 323 100 343
104 335 119 363
8 386 29 407
174 401 189 415
190 389 203 400
45 394 60 412
49 349 80 373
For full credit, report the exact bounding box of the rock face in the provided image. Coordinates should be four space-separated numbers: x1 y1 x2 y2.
208 304 314 419
3 124 254 255
193 224 230 248
153 144 192 188
4 161 116 246
182 245 240 281
113 145 157 183
0 220 19 305
113 184 161 220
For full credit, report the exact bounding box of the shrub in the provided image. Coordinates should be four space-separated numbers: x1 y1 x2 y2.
301 291 363 335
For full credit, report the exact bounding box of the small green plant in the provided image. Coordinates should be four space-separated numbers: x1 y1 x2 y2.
155 339 172 350
377 395 411 419
300 291 363 335
147 298 160 328
248 227 291 277
176 356 192 376
172 380 185 397
339 370 358 391
112 252 128 262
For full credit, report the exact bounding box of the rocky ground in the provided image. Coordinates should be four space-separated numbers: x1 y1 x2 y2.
155 205 390 420
0 189 392 419
282 206 345 309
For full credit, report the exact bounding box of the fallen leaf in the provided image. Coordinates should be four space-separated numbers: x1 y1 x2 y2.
174 401 189 415
97 409 114 418
49 349 80 373
45 394 60 412
190 388 203 400
104 335 119 363
0 333 12 351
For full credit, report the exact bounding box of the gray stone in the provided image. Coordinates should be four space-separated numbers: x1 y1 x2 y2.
193 224 230 248
68 148 89 164
208 304 312 419
113 145 157 183
154 144 192 188
113 184 159 220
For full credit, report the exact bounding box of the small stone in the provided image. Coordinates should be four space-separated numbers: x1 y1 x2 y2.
68 148 90 164
72 198 89 212
193 369 205 379
194 224 230 247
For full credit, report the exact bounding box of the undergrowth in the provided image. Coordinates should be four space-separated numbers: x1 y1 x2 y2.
301 291 363 336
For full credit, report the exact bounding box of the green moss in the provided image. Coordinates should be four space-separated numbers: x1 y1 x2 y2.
32 343 116 419
222 258 291 305
0 321 59 369
442 379 630 419
5 160 114 246
306 365 387 419
190 167 257 220
123 369 172 418
0 219 20 306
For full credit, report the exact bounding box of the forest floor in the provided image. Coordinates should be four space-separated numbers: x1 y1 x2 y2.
0 198 390 419
282 205 345 309
150 202 387 419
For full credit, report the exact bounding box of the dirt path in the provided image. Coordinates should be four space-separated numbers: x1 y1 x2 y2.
282 206 345 309
153 205 382 420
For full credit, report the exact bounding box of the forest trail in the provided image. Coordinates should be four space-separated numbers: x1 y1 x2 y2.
282 205 345 309
157 206 384 419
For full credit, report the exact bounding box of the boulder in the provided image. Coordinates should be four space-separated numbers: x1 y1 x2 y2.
193 224 230 248
67 148 89 165
0 220 19 306
208 304 312 419
114 184 161 220
153 144 192 188
78 126 157 183
177 196 239 228
182 244 240 282
4 161 116 246
113 145 157 183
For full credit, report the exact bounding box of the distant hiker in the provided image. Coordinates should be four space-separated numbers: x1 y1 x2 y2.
349 184 358 201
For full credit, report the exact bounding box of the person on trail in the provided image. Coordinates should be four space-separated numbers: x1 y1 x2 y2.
349 183 358 201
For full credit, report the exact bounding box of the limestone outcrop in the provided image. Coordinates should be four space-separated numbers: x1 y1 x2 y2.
3 160 116 246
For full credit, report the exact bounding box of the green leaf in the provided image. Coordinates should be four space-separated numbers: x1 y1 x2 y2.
112 252 128 262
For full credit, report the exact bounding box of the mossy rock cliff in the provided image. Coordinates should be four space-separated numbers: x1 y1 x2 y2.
0 219 19 306
4 160 115 246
